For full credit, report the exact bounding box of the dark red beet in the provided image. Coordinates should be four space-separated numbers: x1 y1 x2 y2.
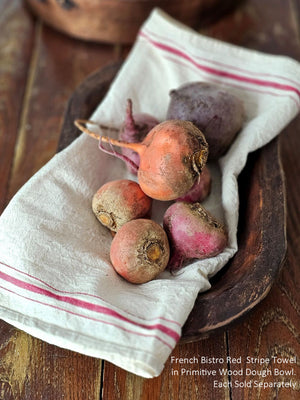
167 82 244 160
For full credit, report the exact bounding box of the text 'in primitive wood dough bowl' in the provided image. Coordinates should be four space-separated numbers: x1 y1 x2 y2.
58 63 287 343
25 0 242 44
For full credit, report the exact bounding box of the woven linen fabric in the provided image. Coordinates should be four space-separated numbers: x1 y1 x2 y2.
0 9 299 378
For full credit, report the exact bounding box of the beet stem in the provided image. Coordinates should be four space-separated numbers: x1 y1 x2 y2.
98 138 139 174
125 99 137 133
74 119 143 153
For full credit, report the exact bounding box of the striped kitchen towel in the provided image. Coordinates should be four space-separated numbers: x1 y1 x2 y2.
0 8 299 378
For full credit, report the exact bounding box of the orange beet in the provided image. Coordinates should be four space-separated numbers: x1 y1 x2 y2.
75 119 208 201
110 219 170 284
92 179 152 232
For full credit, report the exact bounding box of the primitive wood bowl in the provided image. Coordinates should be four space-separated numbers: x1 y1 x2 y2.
58 63 287 342
25 0 242 44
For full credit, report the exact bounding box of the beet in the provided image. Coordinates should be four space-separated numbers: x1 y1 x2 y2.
167 82 244 160
92 179 152 232
75 119 209 201
110 219 170 284
176 165 211 203
163 202 228 271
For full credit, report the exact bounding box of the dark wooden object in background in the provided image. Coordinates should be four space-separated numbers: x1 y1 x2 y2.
0 0 299 399
24 0 242 44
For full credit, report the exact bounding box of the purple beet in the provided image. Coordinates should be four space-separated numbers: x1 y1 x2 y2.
167 82 244 160
163 202 228 271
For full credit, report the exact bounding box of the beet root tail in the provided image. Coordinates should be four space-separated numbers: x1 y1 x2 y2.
74 119 143 154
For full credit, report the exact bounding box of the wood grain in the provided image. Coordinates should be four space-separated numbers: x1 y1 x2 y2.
7 23 118 200
0 323 102 399
200 0 300 58
102 338 231 400
0 0 34 213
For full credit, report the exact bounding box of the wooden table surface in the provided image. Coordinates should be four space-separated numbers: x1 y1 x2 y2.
0 0 299 399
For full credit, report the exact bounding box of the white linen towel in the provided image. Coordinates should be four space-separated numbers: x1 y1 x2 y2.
0 9 299 378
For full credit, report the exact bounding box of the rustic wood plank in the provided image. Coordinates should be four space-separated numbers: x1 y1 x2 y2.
0 320 102 400
102 337 230 400
200 0 300 58
7 22 121 201
0 0 34 213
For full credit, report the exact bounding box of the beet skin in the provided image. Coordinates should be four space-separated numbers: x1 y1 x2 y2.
167 82 244 160
163 202 228 271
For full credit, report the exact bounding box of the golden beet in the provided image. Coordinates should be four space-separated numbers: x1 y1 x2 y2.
75 119 208 201
92 179 152 232
110 219 170 284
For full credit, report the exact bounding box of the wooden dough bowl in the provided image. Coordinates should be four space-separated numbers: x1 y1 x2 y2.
58 63 287 342
25 0 242 44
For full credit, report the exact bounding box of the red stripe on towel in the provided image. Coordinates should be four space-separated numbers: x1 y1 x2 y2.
139 30 300 99
143 27 300 89
0 270 180 343
0 285 174 349
0 261 181 327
